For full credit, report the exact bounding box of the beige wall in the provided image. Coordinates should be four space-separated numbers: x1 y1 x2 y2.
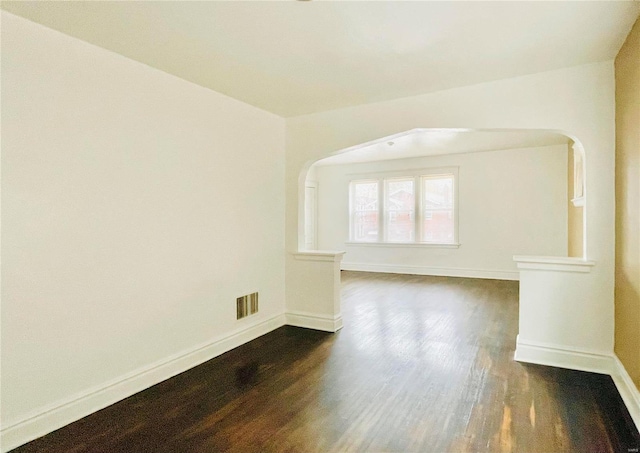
315 145 568 279
615 17 640 390
568 141 584 257
1 11 286 434
287 61 617 358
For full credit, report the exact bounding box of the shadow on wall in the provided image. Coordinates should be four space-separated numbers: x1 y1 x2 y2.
615 271 640 390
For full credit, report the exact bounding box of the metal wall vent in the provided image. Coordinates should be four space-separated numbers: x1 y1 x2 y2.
237 292 258 319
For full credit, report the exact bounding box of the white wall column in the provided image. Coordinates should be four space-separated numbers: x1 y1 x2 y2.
286 251 345 332
512 256 614 372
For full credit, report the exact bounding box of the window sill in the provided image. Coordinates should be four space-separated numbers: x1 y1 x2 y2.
345 241 460 249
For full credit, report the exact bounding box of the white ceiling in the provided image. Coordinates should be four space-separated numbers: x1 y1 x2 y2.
314 129 570 166
2 1 639 117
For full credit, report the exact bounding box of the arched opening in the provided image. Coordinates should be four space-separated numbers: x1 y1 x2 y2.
299 128 587 271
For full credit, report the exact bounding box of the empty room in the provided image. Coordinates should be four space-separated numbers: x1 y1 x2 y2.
1 2 639 452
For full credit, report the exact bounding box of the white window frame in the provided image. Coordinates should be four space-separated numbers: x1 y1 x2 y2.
349 179 381 243
384 177 416 243
419 173 456 244
347 167 459 248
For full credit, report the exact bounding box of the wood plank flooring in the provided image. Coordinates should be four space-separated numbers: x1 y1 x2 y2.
10 271 640 452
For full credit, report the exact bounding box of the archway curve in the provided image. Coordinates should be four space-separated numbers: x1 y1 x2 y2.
298 127 587 259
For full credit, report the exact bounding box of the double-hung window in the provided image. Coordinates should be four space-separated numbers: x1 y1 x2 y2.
421 174 455 243
385 178 415 242
350 180 380 242
349 168 458 246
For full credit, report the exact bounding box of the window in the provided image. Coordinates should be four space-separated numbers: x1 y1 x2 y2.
385 178 415 242
421 175 454 243
350 180 379 242
349 169 457 246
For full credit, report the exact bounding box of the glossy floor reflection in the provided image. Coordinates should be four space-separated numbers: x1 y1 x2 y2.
11 271 640 453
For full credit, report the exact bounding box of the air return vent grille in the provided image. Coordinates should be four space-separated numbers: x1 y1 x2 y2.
237 292 258 319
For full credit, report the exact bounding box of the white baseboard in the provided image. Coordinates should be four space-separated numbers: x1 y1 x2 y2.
0 314 286 453
285 310 343 332
514 336 615 375
3 318 636 452
341 262 519 281
514 337 640 432
611 355 640 432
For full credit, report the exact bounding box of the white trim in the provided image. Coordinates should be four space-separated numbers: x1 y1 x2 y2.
345 241 460 249
341 262 519 281
304 181 318 250
285 310 343 332
571 142 585 203
514 336 615 375
2 316 637 450
612 355 640 432
292 250 345 262
513 255 595 273
346 165 460 178
0 314 287 453
515 338 640 433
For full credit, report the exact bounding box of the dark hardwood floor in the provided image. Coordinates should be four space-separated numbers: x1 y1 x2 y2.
11 271 640 452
